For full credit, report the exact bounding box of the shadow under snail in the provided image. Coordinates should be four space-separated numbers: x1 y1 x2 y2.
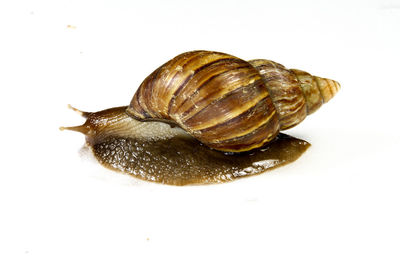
61 50 340 185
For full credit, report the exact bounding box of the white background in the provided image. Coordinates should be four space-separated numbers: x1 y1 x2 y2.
1 0 400 266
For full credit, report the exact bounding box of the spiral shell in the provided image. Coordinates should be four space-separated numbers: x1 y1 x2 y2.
126 51 339 152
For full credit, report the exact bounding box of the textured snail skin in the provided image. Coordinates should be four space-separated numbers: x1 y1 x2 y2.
126 50 340 152
60 106 311 185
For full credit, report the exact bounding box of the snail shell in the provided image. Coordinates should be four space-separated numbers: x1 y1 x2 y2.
126 51 340 152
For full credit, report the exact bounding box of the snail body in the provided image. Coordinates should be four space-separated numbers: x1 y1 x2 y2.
62 50 339 153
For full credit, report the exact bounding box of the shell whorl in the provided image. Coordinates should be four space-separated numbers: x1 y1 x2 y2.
249 60 340 129
126 51 339 152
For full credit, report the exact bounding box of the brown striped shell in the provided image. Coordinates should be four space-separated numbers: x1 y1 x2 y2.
126 51 340 152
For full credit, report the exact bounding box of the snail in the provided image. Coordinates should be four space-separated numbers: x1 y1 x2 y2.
62 50 339 185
